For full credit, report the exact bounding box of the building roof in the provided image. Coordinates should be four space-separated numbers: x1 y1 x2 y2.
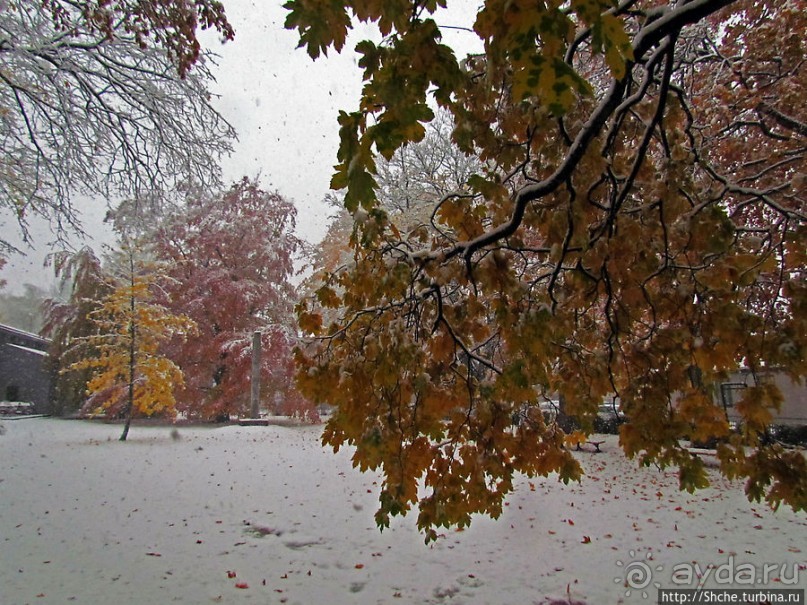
0 323 50 347
6 343 49 357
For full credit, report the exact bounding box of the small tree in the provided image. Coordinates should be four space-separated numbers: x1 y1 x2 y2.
69 244 196 440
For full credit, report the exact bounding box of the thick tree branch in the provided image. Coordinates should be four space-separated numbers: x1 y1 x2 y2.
414 0 739 268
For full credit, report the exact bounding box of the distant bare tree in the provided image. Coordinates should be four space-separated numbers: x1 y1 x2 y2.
375 109 481 224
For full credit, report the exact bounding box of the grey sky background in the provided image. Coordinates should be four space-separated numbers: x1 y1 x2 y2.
1 0 479 296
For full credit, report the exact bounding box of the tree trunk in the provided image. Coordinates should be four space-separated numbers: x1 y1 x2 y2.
250 331 261 418
119 332 134 441
120 258 137 441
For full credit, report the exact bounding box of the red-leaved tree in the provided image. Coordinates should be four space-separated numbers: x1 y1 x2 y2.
156 178 314 421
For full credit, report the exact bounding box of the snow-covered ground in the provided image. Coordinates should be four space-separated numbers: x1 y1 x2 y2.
0 418 804 604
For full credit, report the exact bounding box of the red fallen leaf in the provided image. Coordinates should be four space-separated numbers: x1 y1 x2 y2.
235 582 249 589
36 594 45 598
581 536 591 544
355 564 365 569
227 571 237 578
567 519 575 526
753 525 763 530
146 552 162 557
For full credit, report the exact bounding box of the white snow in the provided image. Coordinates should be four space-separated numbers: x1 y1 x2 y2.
0 418 804 604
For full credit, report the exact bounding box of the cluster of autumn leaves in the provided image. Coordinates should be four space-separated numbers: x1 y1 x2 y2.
290 0 807 538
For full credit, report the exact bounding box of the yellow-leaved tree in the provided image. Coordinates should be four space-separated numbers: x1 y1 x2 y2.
70 243 196 441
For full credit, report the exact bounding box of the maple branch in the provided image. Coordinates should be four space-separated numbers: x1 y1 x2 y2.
433 312 502 376
566 0 642 65
633 0 736 58
414 0 739 269
756 102 807 138
737 156 803 185
594 36 677 244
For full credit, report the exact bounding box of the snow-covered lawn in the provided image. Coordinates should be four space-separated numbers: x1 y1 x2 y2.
1 418 804 604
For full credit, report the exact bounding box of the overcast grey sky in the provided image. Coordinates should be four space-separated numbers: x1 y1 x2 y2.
200 0 370 243
1 0 479 295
